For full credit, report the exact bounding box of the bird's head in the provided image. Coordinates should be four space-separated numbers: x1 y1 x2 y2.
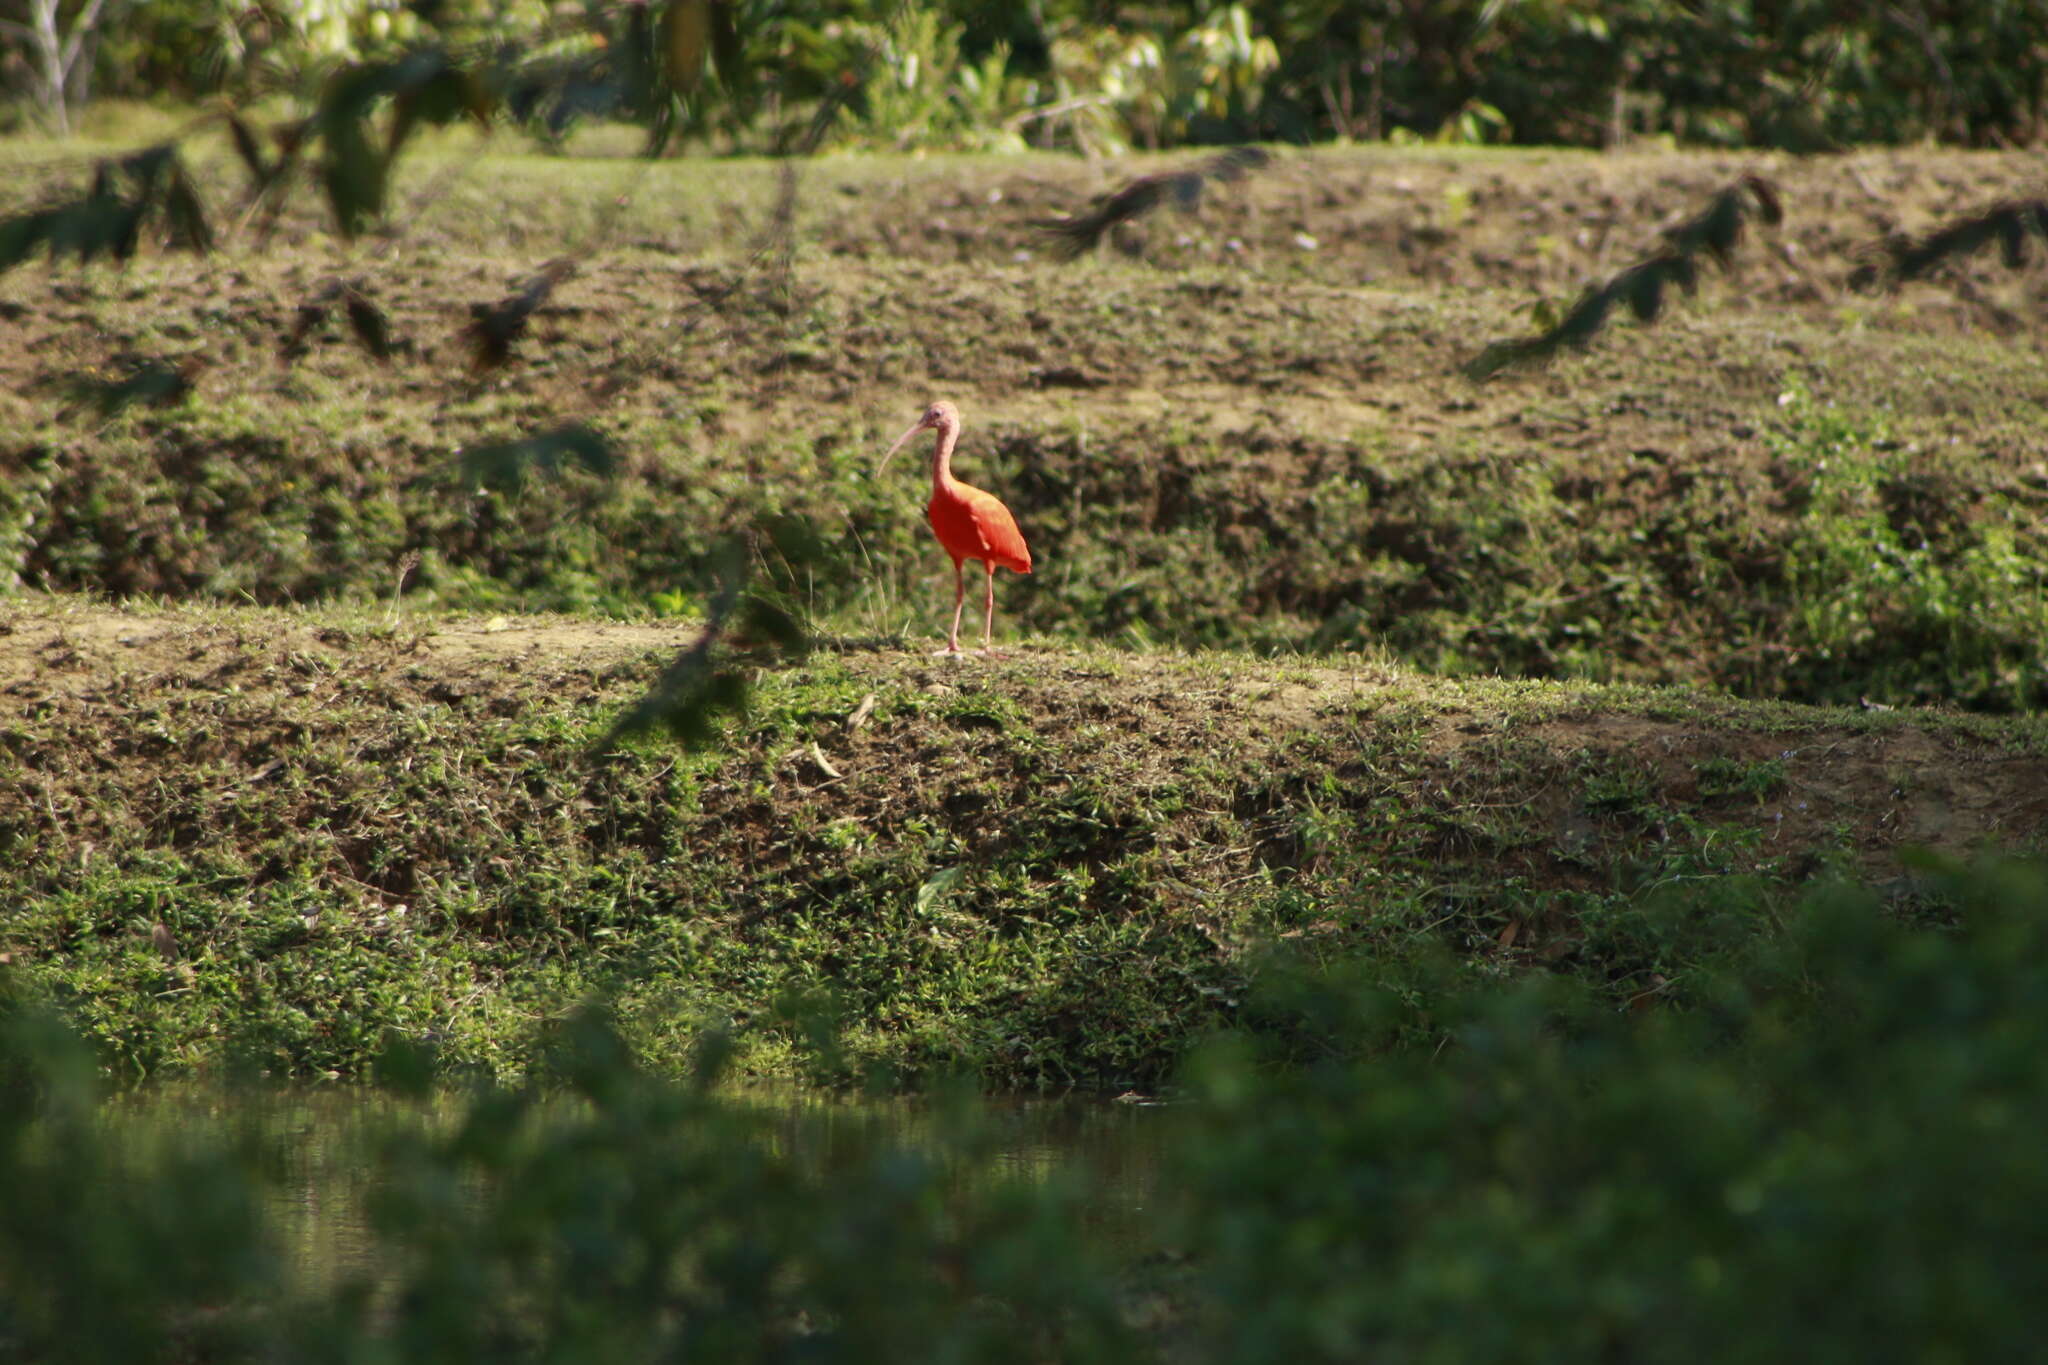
877 400 959 474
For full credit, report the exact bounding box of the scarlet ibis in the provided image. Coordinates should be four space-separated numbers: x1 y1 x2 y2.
877 400 1032 656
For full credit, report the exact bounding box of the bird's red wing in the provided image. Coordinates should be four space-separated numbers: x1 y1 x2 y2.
940 485 1031 574
967 488 1032 574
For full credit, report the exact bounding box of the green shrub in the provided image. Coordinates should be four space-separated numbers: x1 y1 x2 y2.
1766 393 2048 710
1170 855 2048 1362
0 998 1136 1364
12 859 2048 1360
56 1 2048 151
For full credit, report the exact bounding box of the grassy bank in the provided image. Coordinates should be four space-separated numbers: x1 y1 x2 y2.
4 143 2047 709
7 137 2048 1081
5 597 2046 1086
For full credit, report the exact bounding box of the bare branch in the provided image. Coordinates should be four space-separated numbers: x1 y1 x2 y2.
58 0 112 74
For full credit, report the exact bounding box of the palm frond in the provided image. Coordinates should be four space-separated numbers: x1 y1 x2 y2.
1855 199 2048 289
312 48 498 238
457 422 618 490
225 109 271 189
282 279 396 364
591 526 815 756
61 356 203 416
0 145 214 274
464 257 578 372
1034 147 1271 261
1466 176 1780 382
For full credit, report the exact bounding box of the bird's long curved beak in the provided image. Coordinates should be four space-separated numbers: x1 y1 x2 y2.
875 418 928 476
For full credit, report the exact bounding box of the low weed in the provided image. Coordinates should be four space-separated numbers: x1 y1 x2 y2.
1767 391 2048 709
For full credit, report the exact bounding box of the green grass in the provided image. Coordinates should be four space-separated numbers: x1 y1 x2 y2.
7 136 2048 708
5 598 2045 1087
7 138 2048 1080
8 355 2044 706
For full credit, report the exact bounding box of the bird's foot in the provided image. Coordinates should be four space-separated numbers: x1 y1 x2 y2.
977 647 1007 658
934 644 965 658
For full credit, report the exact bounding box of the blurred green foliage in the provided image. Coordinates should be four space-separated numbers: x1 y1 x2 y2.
8 855 2048 1361
0 997 1135 1362
40 0 2048 151
1169 853 2048 1361
1466 174 1782 381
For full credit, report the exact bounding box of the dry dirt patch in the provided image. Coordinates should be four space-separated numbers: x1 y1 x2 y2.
0 597 691 701
1514 711 2048 874
5 598 2046 883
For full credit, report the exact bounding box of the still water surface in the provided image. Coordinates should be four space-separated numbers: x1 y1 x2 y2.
105 1083 1181 1288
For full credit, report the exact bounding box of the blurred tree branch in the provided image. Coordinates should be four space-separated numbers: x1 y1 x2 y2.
0 0 119 134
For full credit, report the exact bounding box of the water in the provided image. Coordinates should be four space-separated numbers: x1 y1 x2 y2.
100 1082 1182 1291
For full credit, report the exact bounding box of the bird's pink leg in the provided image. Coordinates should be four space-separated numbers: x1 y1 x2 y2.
979 563 1000 655
939 559 966 656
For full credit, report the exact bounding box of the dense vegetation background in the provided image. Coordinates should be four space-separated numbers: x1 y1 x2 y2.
7 2 2048 1356
7 0 2046 151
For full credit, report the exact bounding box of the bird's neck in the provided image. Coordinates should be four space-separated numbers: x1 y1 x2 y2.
929 420 962 495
